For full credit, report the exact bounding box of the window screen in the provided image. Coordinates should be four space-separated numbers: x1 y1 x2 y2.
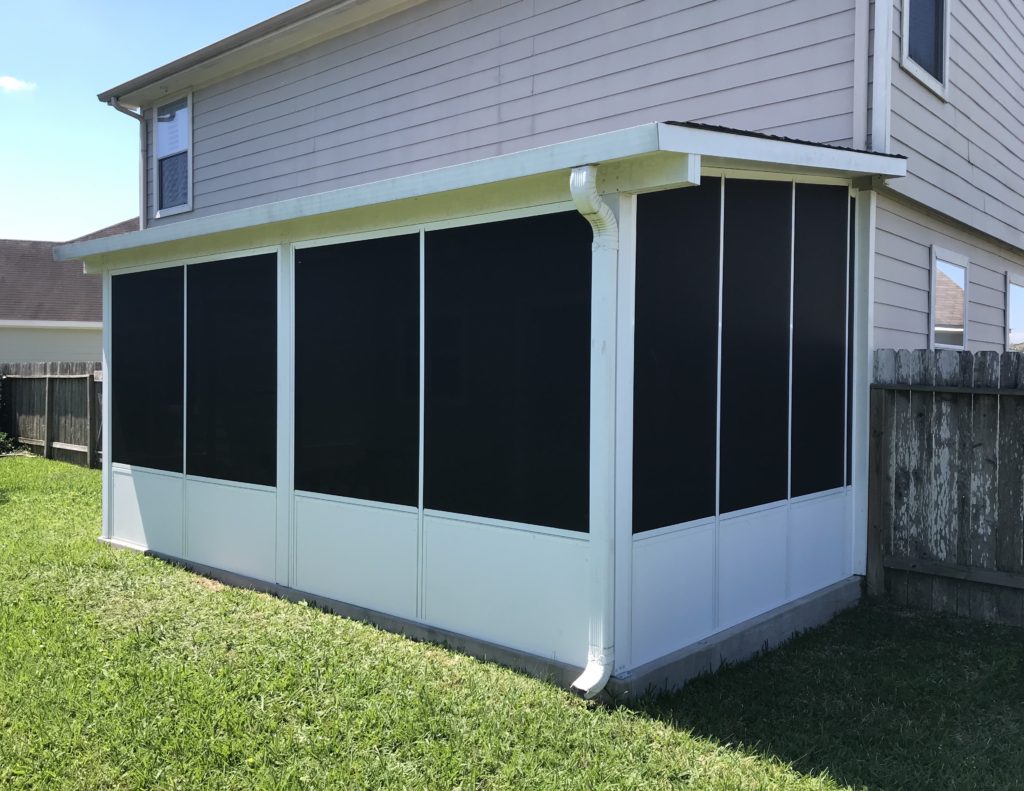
111 266 184 472
719 179 792 513
908 0 945 82
186 254 277 486
424 212 592 532
294 234 420 506
791 184 849 497
633 179 721 532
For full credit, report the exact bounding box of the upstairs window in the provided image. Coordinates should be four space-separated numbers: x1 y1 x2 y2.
932 247 968 349
154 95 191 216
902 0 948 95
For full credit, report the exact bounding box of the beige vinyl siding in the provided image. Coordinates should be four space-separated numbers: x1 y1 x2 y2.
888 0 1024 253
0 328 101 365
148 0 858 224
874 194 1024 353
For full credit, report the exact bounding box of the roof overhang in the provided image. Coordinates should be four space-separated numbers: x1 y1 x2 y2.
55 123 906 271
99 0 427 108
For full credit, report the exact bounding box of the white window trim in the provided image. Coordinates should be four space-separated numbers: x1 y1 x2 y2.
1005 271 1024 352
152 92 193 219
930 245 969 350
900 0 950 100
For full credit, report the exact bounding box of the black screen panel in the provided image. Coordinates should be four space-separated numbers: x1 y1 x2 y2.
720 179 791 513
111 266 184 472
791 184 849 497
294 235 420 505
424 211 592 532
847 196 856 487
633 180 721 532
186 254 277 486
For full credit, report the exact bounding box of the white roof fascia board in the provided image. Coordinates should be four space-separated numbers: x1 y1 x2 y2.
55 123 904 266
657 124 906 178
0 320 102 330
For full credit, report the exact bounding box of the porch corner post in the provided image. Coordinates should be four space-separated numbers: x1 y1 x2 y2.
101 269 113 540
570 164 618 699
852 189 877 579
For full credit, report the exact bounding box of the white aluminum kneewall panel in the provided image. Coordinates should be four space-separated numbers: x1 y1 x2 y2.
630 522 715 668
422 515 589 666
788 491 849 599
630 491 852 669
293 494 418 619
111 466 183 555
185 478 277 581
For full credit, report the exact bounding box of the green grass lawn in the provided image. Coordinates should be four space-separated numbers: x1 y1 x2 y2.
1 456 1023 790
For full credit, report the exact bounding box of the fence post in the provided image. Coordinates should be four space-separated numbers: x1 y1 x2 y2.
86 374 97 469
43 375 54 459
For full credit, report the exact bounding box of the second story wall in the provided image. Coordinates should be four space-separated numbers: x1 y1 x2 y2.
146 0 859 225
886 0 1024 253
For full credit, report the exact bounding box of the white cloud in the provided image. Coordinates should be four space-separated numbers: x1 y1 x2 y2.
0 76 36 93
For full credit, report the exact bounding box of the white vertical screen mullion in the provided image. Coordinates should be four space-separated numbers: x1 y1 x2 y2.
787 181 796 503
712 176 725 631
843 192 852 487
785 181 795 601
416 228 426 620
181 263 188 557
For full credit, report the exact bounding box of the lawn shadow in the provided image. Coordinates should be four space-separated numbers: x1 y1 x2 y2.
628 601 1024 791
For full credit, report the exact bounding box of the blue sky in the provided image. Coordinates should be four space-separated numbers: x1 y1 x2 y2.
0 0 301 241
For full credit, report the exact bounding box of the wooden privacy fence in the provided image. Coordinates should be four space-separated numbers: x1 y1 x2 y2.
0 362 102 468
869 348 1024 626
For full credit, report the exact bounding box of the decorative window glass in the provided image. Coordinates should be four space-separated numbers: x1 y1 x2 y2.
155 96 190 213
933 253 967 349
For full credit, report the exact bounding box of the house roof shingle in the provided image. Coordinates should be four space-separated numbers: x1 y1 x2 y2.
0 218 137 322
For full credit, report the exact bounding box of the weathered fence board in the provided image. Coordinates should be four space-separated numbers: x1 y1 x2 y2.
0 362 102 469
872 349 1024 627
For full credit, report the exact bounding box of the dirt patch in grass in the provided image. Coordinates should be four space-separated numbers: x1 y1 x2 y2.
192 575 226 592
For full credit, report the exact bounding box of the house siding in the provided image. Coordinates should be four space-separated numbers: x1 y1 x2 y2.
147 0 859 224
874 193 1024 353
888 0 1024 253
0 328 101 364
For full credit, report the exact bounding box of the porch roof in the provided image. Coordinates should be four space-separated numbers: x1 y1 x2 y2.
55 122 905 270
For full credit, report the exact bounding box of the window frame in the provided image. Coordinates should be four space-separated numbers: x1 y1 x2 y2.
1005 271 1024 352
152 92 193 219
900 0 950 99
930 245 969 350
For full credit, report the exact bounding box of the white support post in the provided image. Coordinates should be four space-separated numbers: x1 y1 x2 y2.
570 164 618 699
101 270 113 540
275 245 294 586
851 189 877 575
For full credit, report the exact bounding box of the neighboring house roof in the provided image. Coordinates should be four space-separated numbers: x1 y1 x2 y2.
935 269 965 328
0 219 136 322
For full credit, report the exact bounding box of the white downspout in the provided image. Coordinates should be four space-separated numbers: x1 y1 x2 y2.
107 97 146 231
569 164 617 699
